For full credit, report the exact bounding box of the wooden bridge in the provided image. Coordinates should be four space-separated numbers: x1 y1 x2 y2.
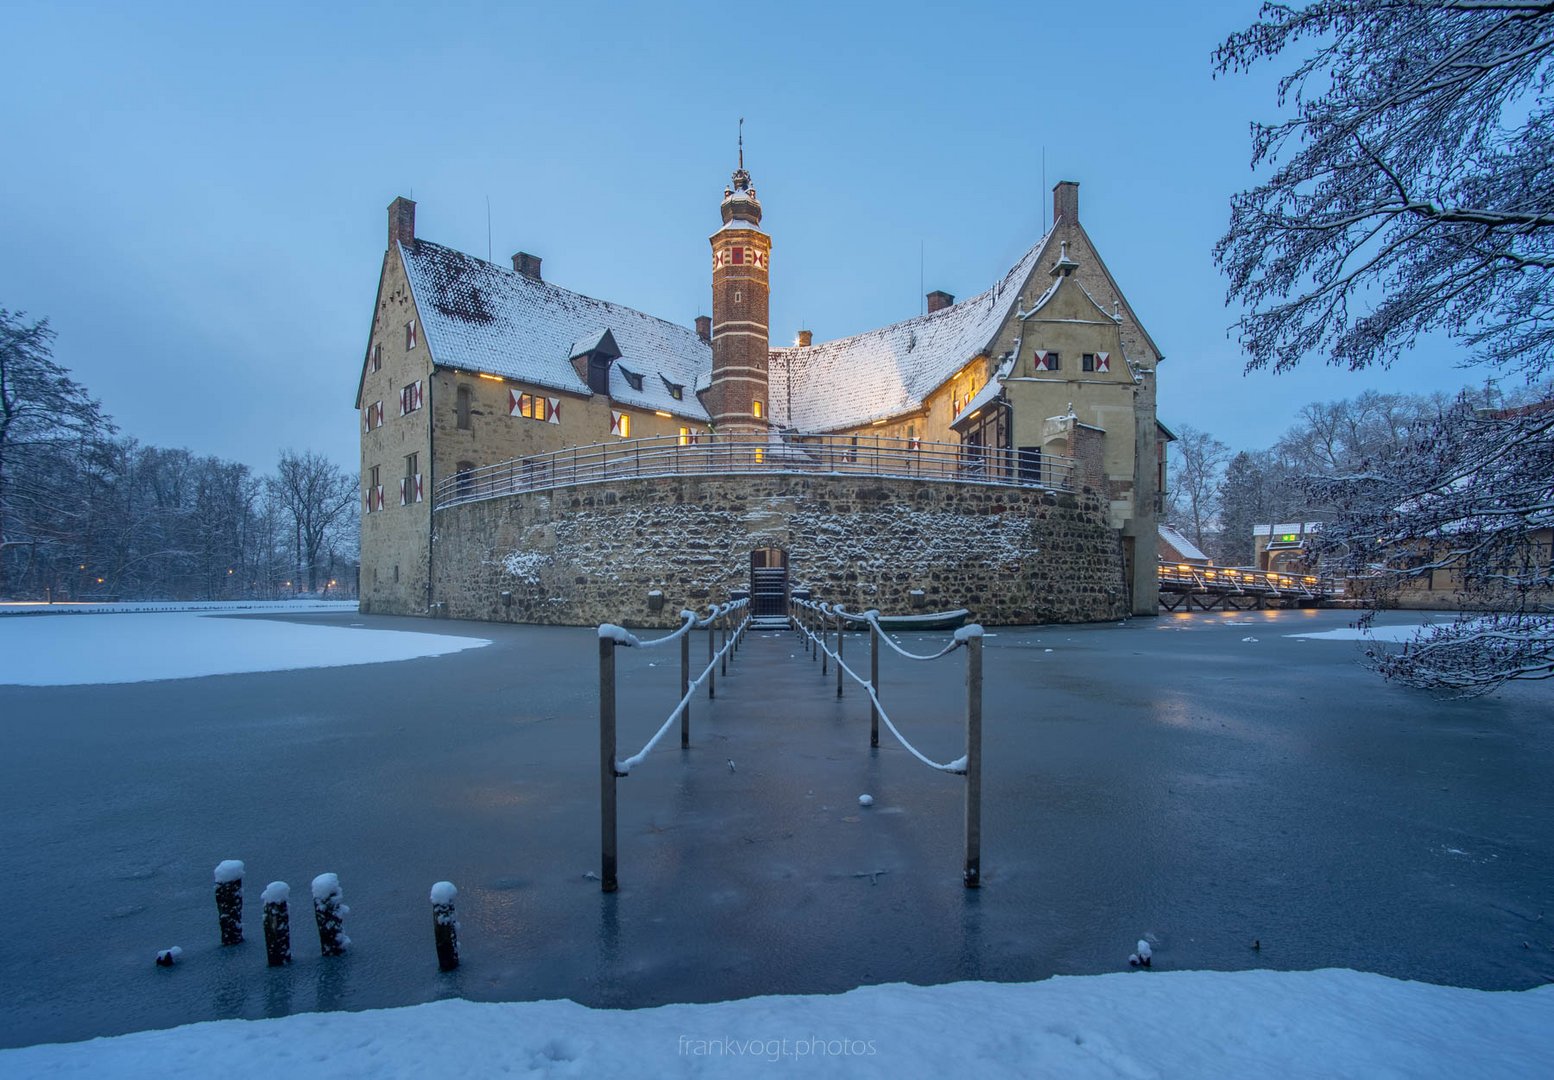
1157 563 1343 611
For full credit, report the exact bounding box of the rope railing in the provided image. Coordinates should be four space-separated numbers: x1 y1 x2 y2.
597 596 750 892
791 596 985 887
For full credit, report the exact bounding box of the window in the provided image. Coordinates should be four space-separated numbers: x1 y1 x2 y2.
734 290 742 303
1082 353 1095 373
511 391 552 422
400 381 423 415
611 410 631 437
370 343 382 372
401 452 422 505
752 399 764 419
621 368 644 391
366 464 382 513
406 320 418 350
456 385 472 430
678 426 699 446
663 378 684 401
732 247 745 265
1033 350 1059 373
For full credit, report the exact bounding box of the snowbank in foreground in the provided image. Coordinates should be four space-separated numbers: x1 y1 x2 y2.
0 600 359 617
0 611 489 686
2 971 1547 1078
1289 624 1442 643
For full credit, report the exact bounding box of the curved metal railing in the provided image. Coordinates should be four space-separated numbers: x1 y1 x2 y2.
434 432 1077 509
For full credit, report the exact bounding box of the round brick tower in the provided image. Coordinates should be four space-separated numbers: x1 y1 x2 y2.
707 145 771 434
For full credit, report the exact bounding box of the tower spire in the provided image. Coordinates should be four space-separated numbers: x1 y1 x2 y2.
738 117 744 170
731 117 751 193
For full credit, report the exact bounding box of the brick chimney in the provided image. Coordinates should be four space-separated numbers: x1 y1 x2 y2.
695 315 711 343
512 252 543 280
796 329 813 347
926 290 954 314
1053 181 1079 225
388 196 416 248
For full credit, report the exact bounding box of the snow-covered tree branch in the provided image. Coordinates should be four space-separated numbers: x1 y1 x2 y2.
1214 0 1554 376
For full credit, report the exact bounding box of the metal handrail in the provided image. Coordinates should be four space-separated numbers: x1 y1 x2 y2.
1157 563 1344 598
433 433 1077 509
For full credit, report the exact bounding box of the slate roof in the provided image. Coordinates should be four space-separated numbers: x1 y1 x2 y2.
399 239 712 423
769 229 1054 431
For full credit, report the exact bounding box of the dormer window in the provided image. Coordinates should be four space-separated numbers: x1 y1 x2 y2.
661 376 684 400
619 366 645 392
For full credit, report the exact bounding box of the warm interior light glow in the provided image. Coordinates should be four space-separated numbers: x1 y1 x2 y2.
478 373 504 382
871 418 888 426
655 410 672 418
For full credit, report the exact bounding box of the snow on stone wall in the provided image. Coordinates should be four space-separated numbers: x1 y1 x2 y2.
433 474 1125 627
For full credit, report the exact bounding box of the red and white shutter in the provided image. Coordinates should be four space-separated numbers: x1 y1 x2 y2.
413 381 424 411
547 398 561 424
375 401 384 427
414 474 424 503
1033 350 1051 372
407 321 417 349
509 389 522 417
399 478 408 506
363 407 371 434
1095 351 1110 373
375 485 385 511
365 488 373 513
399 387 408 415
610 410 624 436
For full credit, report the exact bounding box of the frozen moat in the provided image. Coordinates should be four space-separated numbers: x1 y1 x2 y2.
0 607 1549 1048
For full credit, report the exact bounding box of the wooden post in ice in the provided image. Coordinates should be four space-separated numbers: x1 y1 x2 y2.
261 882 292 966
599 631 619 893
311 873 349 956
680 626 691 749
707 612 717 700
836 608 845 699
869 618 881 749
720 610 729 677
431 881 459 971
820 608 829 677
213 860 244 945
963 630 984 888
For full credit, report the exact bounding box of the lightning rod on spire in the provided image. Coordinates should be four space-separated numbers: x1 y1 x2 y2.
738 117 744 169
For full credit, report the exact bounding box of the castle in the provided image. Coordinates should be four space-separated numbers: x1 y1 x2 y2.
355 155 1166 625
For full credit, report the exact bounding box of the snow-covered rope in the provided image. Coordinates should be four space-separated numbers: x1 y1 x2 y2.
792 599 971 774
609 600 750 775
830 604 969 662
598 609 697 649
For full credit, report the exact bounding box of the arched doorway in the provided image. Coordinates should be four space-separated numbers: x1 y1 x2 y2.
750 548 789 618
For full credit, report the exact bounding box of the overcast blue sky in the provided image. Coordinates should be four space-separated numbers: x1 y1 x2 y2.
1 0 1482 472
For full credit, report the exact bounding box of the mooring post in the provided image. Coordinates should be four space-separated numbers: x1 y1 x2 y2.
213 860 244 946
261 882 292 966
964 632 983 888
600 633 618 893
680 626 691 748
836 609 845 699
821 606 829 677
707 613 717 699
720 611 729 677
869 617 881 749
311 873 348 956
431 881 459 971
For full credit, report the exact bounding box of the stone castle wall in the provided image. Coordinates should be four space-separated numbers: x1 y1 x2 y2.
431 473 1128 627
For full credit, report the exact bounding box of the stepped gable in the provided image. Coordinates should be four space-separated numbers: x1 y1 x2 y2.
769 229 1054 432
398 238 712 422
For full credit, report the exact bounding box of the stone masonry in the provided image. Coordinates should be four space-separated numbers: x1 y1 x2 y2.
432 473 1126 628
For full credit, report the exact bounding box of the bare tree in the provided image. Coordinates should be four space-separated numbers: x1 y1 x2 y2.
1165 425 1231 552
1214 1 1554 378
268 450 356 593
0 310 114 595
1305 398 1553 694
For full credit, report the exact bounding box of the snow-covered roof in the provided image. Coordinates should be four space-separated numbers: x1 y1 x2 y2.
771 229 1055 431
1158 524 1209 563
399 240 712 422
1253 522 1323 537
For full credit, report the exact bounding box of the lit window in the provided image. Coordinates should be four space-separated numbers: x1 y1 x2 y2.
679 426 699 446
752 399 764 419
611 410 631 437
511 392 552 422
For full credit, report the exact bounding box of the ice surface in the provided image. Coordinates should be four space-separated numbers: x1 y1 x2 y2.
212 860 244 884
0 612 489 686
2 970 1549 1078
1288 624 1443 643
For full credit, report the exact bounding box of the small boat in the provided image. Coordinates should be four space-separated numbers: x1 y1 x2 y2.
873 608 970 632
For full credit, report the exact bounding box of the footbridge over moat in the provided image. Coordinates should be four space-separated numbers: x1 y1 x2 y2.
1157 563 1345 611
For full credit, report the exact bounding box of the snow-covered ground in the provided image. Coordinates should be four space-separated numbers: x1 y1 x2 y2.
0 609 489 685
1288 619 1450 643
2 970 1547 1078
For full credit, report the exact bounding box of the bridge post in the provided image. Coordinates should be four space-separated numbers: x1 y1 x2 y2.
680 629 691 749
821 606 829 678
600 635 618 893
869 619 880 748
707 615 716 699
721 611 729 677
964 632 983 888
836 608 844 699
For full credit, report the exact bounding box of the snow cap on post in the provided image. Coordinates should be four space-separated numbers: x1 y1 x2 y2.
261 881 290 905
213 860 245 884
